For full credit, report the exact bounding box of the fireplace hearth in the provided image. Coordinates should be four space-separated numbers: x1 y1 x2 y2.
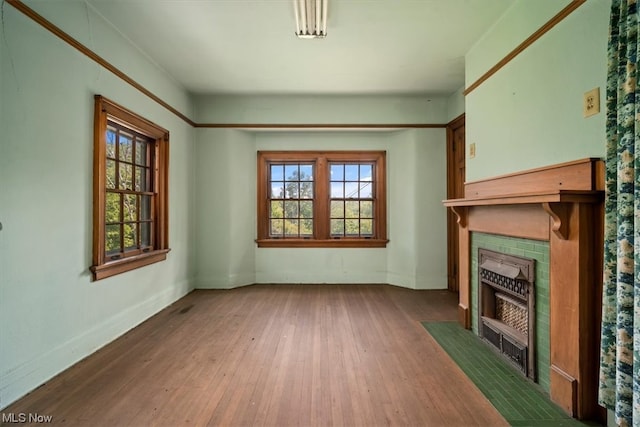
478 248 535 379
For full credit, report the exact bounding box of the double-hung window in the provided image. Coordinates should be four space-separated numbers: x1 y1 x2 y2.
257 151 387 247
91 96 170 280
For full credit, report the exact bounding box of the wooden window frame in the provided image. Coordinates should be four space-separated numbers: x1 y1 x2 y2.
257 151 388 248
91 95 170 280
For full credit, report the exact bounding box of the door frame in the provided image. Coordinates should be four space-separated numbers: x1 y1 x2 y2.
446 114 465 293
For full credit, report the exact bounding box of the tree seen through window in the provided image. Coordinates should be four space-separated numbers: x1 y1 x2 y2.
269 163 314 237
257 151 387 248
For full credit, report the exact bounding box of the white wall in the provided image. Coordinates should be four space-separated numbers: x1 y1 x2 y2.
464 0 610 181
193 125 447 290
0 3 196 408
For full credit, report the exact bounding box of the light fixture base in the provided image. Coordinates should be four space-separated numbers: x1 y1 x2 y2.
295 32 327 39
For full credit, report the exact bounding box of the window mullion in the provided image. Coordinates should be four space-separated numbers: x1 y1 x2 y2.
315 157 329 239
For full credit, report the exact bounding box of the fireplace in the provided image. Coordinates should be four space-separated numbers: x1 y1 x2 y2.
478 249 535 379
443 158 605 420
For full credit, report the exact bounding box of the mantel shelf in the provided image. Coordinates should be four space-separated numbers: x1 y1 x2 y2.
443 190 603 208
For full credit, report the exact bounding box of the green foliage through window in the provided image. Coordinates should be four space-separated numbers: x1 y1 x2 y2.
269 163 314 237
105 122 154 257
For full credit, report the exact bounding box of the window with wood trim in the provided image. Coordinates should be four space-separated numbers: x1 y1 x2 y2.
91 95 170 280
257 151 387 248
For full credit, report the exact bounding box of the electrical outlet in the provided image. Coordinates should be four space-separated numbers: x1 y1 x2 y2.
469 143 476 158
583 88 600 117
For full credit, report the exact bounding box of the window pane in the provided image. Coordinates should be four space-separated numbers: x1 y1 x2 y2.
360 181 373 198
331 182 344 198
124 223 137 250
136 166 151 192
135 167 145 192
330 201 344 218
284 182 299 199
299 201 313 218
361 219 373 236
360 164 372 180
284 201 298 218
271 182 284 198
106 159 116 189
106 128 116 158
345 201 359 218
270 219 283 236
119 132 133 162
106 224 121 255
360 201 373 218
123 194 137 222
284 219 299 236
299 164 313 181
284 165 298 181
106 192 121 223
270 201 283 218
270 165 284 181
119 163 133 190
141 222 151 247
299 181 313 199
345 219 359 235
345 165 359 180
300 219 313 236
331 219 344 236
141 195 152 220
344 182 359 198
330 164 343 180
135 139 147 166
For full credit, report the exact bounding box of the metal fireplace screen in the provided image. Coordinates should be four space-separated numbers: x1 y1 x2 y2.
495 293 528 335
478 248 536 380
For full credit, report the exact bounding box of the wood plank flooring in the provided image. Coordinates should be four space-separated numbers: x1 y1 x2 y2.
2 284 508 426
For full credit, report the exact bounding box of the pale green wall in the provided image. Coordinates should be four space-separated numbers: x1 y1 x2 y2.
465 1 572 86
193 94 449 289
193 126 448 289
0 3 196 408
446 86 465 122
465 0 610 181
194 94 449 124
195 129 256 288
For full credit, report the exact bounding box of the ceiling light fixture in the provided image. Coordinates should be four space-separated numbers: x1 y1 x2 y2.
293 0 327 39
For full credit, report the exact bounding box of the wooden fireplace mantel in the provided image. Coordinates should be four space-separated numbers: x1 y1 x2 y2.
442 158 604 421
445 190 602 240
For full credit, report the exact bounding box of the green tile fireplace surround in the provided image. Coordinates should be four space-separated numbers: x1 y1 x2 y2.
471 232 551 393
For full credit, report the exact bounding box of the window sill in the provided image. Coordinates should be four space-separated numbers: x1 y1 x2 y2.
255 239 389 248
91 249 171 280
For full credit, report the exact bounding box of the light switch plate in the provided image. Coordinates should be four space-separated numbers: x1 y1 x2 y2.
469 143 476 158
583 88 600 117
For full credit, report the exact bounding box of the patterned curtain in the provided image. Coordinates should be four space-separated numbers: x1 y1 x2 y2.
599 0 640 426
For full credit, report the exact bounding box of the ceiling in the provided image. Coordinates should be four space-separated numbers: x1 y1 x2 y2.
87 0 514 96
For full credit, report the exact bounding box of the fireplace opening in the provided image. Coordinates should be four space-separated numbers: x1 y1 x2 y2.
478 249 536 380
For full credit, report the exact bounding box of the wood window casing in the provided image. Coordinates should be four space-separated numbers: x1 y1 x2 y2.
257 151 388 248
92 95 170 280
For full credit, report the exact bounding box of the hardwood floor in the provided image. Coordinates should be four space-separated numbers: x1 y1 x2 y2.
2 285 508 426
